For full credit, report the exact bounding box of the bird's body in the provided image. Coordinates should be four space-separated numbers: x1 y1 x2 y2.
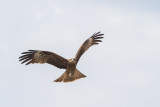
19 32 104 82
67 59 77 74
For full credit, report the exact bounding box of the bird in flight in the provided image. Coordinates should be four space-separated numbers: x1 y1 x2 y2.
19 32 104 82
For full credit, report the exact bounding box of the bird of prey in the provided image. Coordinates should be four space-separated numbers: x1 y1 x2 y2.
19 32 104 82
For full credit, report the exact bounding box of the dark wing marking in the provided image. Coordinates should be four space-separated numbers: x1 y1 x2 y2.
19 50 68 69
75 32 104 62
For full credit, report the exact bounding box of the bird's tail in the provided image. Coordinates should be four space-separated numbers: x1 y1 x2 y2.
54 69 86 82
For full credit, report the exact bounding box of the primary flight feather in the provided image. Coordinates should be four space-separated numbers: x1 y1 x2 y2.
19 32 104 82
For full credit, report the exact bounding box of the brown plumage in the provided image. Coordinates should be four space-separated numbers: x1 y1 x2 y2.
19 50 68 68
19 32 104 82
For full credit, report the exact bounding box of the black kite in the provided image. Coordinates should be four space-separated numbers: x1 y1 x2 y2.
19 32 104 82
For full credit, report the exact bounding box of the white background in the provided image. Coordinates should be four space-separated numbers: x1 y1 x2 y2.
0 0 160 107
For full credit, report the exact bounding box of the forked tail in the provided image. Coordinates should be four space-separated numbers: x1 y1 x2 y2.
54 69 86 82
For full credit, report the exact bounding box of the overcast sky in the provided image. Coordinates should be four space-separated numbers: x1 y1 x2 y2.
0 0 160 107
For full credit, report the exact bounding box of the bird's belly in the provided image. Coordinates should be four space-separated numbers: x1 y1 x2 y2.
66 64 76 74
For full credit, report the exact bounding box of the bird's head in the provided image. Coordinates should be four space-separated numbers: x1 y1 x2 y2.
68 58 76 63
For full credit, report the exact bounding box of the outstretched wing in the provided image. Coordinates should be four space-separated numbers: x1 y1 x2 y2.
19 50 68 69
75 32 104 62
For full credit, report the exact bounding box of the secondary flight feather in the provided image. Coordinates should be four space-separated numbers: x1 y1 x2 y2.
19 32 104 82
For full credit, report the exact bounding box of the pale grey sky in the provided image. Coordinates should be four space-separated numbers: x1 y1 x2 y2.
0 0 160 107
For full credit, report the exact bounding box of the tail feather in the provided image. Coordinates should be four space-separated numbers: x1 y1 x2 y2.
54 69 86 82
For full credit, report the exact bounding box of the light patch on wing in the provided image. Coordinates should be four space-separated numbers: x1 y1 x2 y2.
33 51 47 63
88 37 93 45
85 38 93 51
34 51 41 59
